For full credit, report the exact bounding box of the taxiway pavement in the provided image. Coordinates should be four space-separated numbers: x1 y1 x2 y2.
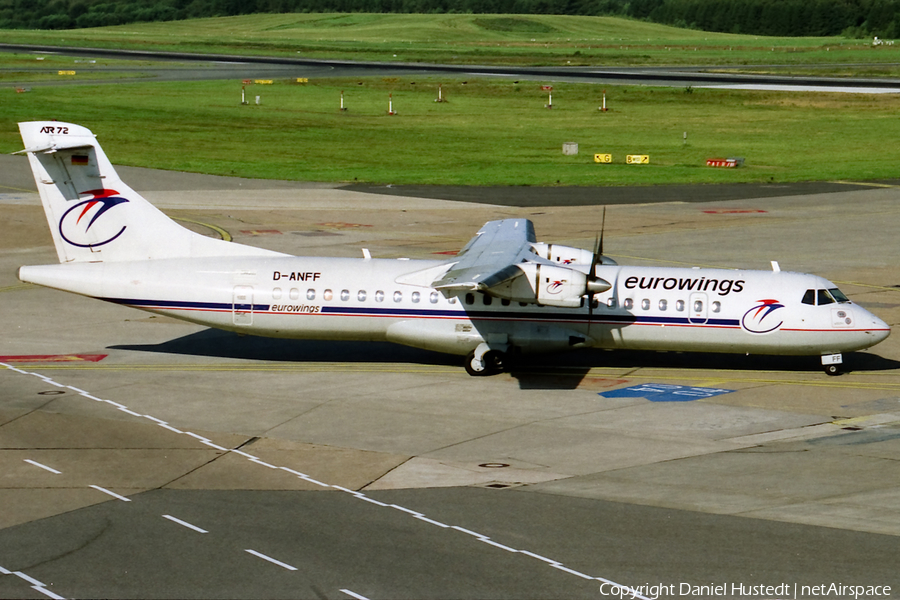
2 155 900 598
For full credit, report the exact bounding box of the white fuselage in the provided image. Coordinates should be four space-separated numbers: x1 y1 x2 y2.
19 255 890 359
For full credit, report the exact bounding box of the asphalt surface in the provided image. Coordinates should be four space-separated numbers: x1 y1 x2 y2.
3 158 900 599
3 49 900 599
5 43 900 91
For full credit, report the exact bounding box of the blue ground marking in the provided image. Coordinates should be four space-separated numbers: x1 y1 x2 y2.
599 383 735 402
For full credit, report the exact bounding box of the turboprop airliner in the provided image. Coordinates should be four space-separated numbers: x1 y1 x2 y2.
15 121 890 376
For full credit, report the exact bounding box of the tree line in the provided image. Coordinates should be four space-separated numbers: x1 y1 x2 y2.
1 0 898 38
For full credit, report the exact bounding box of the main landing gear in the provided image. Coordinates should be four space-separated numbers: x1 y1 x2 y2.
465 345 507 376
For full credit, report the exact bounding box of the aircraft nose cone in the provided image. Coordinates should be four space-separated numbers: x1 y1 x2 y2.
864 311 891 345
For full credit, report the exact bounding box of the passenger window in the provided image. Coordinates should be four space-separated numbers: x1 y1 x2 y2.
693 300 703 313
341 289 350 301
357 290 367 302
483 295 492 305
624 298 634 310
607 298 617 309
375 290 385 302
412 291 420 303
802 289 815 305
430 291 440 304
290 288 300 300
465 293 475 305
591 298 600 309
712 301 721 313
641 299 650 310
448 297 457 304
323 289 333 301
273 287 282 300
659 299 667 311
393 291 402 302
501 299 510 306
829 288 850 303
306 289 316 301
676 300 685 312
817 289 835 306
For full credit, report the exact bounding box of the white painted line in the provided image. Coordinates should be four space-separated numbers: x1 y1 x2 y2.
32 585 66 600
389 504 422 516
0 564 11 574
550 564 594 580
162 514 208 534
78 393 102 401
24 459 61 474
14 571 45 586
244 549 298 571
413 515 450 528
299 475 330 487
200 441 229 452
89 485 131 502
450 525 483 537
158 423 184 434
519 550 556 564
5 366 657 594
356 496 389 507
340 589 371 600
479 538 518 553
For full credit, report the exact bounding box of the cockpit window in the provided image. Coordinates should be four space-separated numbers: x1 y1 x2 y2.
802 289 815 305
829 288 850 303
817 289 835 306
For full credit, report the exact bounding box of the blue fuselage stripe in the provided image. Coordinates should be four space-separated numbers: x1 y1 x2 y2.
98 297 742 327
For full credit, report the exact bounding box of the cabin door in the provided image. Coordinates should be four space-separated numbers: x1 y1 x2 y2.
233 285 254 326
688 292 708 325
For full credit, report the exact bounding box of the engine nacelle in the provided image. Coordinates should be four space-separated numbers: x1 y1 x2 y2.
485 263 587 308
530 243 594 266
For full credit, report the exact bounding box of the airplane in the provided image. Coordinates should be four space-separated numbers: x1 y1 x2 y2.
15 121 891 376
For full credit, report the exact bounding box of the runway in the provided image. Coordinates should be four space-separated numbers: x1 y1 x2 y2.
2 155 900 598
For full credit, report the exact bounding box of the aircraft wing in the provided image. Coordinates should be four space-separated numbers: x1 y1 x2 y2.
432 218 541 293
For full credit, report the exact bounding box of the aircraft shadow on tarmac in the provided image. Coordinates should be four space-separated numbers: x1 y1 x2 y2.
110 330 900 390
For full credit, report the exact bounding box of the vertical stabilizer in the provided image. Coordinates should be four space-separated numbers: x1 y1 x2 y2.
17 121 284 263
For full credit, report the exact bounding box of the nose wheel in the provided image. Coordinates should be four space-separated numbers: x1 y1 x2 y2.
821 353 843 376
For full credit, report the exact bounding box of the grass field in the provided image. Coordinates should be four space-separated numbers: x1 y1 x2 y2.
4 13 900 71
4 75 900 186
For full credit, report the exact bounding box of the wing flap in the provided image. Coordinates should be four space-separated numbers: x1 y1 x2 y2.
432 219 538 292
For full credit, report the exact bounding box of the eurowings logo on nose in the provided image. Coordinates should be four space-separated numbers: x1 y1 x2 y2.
741 299 785 334
59 189 129 248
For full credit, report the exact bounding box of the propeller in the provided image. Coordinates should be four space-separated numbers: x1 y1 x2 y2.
586 207 610 335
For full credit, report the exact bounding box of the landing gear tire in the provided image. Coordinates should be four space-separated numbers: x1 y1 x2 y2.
464 350 505 376
824 364 841 376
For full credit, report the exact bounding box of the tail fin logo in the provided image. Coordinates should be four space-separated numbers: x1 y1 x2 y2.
741 299 785 334
59 189 129 248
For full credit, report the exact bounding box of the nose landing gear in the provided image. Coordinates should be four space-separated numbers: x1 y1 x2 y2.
821 353 843 376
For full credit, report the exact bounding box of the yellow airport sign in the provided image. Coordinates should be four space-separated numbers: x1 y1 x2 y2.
58 70 76 75
626 154 650 164
593 154 612 163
